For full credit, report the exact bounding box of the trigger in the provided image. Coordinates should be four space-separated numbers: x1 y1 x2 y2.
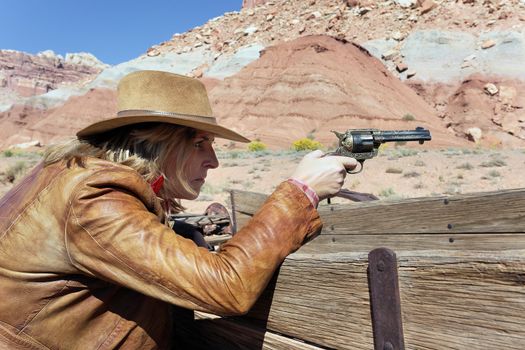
347 160 364 174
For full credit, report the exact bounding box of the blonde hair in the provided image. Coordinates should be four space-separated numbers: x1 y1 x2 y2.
43 123 197 213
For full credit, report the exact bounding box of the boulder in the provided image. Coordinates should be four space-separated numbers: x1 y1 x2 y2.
483 83 499 96
466 127 483 143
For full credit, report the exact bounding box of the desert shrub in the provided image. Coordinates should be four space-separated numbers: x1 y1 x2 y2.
200 183 222 195
400 149 418 157
195 193 214 201
221 150 243 159
480 159 506 167
247 140 267 152
403 171 420 178
385 167 403 174
444 186 461 195
3 150 14 157
414 160 426 167
443 148 463 156
5 161 27 183
292 138 322 151
222 161 239 167
487 170 501 178
457 162 474 170
388 149 418 159
402 113 416 121
379 187 396 198
242 180 254 190
378 143 389 156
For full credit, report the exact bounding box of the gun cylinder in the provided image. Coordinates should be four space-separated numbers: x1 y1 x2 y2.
347 133 375 152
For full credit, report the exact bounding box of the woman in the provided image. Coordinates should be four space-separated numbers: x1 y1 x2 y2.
0 70 355 349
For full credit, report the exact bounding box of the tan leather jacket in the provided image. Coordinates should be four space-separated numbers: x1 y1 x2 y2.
0 158 322 349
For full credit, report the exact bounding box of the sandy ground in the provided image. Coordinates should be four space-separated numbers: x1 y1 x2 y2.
2 146 523 214
183 146 525 213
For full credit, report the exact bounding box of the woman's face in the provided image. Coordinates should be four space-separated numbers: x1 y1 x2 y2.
167 130 219 200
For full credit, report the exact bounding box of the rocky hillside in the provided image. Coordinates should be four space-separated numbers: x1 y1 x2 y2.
209 35 466 148
0 0 524 149
0 50 107 110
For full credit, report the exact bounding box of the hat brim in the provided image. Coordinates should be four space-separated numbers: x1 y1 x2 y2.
77 113 250 143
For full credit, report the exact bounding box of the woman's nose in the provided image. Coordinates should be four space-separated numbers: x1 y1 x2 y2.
204 147 219 169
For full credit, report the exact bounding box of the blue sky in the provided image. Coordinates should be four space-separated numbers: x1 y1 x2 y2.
1 0 241 65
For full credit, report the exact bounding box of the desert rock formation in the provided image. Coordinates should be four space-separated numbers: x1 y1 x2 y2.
0 50 107 110
2 88 118 147
210 35 465 148
1 0 524 149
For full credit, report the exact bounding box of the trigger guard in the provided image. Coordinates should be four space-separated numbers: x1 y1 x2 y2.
347 160 363 174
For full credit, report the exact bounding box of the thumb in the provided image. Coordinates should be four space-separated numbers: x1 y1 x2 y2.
303 149 324 159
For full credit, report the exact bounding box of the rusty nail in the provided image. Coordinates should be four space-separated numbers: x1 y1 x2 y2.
447 223 453 229
444 198 449 205
449 237 454 243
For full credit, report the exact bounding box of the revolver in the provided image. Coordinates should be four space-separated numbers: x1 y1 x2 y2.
330 127 431 174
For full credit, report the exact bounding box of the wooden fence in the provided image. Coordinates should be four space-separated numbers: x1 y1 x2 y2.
174 188 525 349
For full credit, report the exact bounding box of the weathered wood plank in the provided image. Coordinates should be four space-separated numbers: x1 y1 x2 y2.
175 314 326 350
300 233 525 253
225 189 525 349
240 250 525 350
231 189 268 216
234 212 253 232
231 188 525 234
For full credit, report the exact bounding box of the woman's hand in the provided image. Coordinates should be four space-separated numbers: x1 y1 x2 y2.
290 150 357 201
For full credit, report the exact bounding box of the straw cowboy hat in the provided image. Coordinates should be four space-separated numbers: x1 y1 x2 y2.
77 70 250 143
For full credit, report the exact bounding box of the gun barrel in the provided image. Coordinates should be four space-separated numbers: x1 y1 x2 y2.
375 127 431 143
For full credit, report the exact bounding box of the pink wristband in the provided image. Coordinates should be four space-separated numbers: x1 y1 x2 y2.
287 178 320 208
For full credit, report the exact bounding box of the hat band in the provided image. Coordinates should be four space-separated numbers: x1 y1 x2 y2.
118 109 217 125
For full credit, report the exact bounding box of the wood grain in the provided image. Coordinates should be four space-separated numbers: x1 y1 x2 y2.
232 188 525 234
300 233 525 253
245 250 525 350
198 189 525 349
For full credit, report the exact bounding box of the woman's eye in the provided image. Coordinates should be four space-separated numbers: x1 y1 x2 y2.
194 142 203 148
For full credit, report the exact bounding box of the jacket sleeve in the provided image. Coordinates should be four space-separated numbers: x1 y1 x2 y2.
65 167 322 316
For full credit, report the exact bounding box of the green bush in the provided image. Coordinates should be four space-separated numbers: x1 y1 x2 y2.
292 138 322 152
247 140 267 152
402 113 416 121
3 150 14 157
